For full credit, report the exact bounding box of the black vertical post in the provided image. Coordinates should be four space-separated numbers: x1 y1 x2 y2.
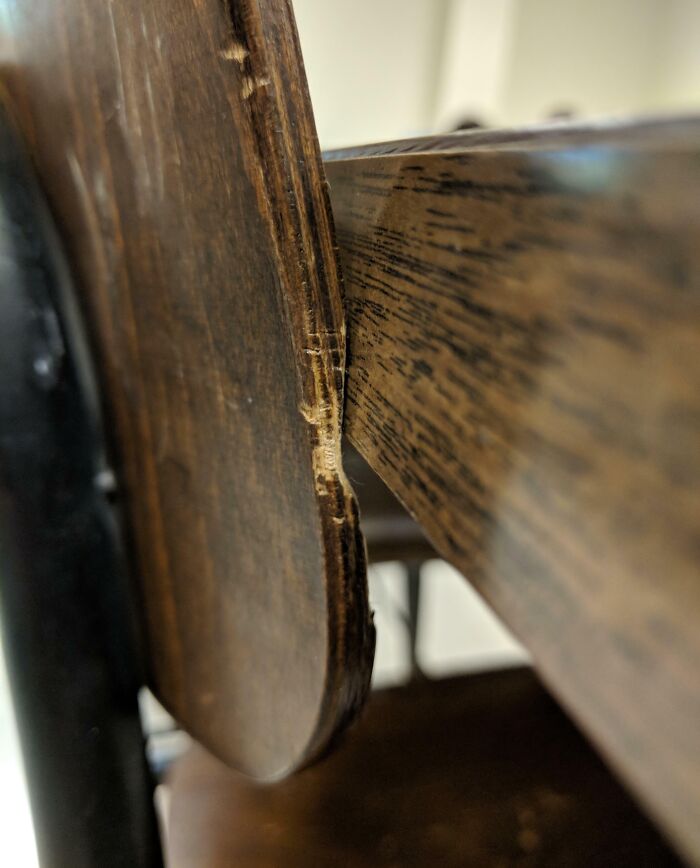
406 561 423 678
0 107 162 867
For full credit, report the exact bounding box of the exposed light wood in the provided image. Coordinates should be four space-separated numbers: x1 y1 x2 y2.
166 669 681 867
1 0 374 778
325 119 700 858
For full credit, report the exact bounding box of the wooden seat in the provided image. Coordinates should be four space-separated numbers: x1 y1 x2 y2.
165 668 680 867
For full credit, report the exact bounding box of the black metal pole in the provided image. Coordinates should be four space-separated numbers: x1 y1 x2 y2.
406 560 423 678
0 106 162 867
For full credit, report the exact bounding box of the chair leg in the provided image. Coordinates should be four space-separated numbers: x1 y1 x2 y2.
406 561 424 679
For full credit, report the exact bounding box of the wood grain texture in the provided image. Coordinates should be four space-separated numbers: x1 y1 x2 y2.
325 120 700 858
1 0 374 778
166 669 681 867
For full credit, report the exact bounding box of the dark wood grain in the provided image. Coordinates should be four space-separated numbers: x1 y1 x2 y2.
166 669 681 867
326 114 700 161
0 0 374 778
325 120 700 858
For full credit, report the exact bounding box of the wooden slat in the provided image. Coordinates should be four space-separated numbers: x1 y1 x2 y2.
166 669 681 867
1 0 374 778
325 119 700 859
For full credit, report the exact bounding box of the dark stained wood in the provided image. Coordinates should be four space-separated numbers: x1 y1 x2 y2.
166 669 681 867
325 119 700 858
0 0 374 778
343 441 436 563
327 114 700 160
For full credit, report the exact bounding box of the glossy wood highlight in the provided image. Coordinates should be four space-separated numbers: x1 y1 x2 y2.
1 0 374 778
325 119 700 858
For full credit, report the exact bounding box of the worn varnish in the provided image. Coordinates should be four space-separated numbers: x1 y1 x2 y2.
166 669 680 867
1 0 374 778
326 120 700 858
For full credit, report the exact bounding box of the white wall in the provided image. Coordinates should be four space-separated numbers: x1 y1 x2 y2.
293 0 449 148
432 0 666 130
499 0 664 123
432 0 517 129
295 0 700 145
0 641 38 867
653 0 700 109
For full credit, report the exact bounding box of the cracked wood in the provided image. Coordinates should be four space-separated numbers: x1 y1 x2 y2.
1 0 374 778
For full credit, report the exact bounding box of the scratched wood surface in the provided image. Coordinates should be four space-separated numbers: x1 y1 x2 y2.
325 119 700 859
1 0 374 778
167 668 680 867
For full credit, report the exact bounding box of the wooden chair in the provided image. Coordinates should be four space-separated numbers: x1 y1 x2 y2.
0 0 698 865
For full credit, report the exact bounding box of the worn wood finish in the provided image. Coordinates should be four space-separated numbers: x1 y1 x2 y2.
166 668 680 867
325 119 700 858
1 0 374 778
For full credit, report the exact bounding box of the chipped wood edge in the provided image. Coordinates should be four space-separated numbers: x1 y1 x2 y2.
219 0 374 773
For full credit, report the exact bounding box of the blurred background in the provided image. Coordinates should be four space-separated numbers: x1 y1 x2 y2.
295 0 700 149
2 0 700 863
